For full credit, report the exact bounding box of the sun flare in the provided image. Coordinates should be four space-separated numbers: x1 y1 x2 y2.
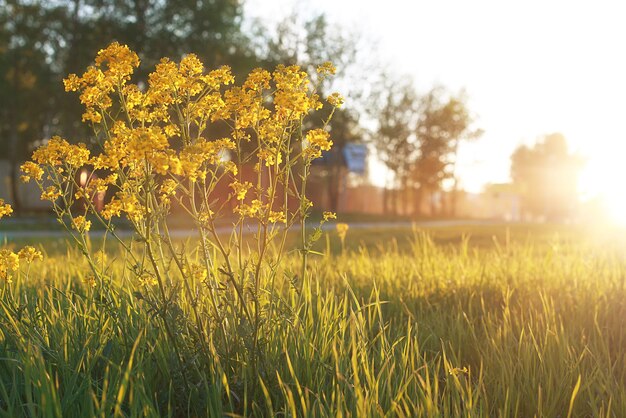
604 193 626 226
580 157 626 226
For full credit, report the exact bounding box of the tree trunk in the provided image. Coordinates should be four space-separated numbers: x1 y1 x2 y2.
401 176 409 216
430 189 437 217
413 186 423 218
383 186 389 215
448 140 460 217
7 65 22 214
7 127 22 214
450 176 459 217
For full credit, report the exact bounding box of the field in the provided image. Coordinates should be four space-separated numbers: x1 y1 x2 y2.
1 223 626 417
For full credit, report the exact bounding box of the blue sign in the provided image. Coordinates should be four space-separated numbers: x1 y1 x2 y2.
343 143 367 174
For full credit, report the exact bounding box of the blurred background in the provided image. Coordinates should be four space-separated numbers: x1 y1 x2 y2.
1 0 623 226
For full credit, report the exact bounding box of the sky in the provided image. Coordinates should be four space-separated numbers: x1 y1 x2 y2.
244 0 626 198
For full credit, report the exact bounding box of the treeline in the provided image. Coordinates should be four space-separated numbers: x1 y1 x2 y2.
511 133 584 221
1 0 483 218
0 1 362 210
368 81 481 217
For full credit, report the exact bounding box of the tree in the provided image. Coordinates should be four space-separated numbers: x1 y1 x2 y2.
371 78 418 215
412 87 481 216
510 133 584 221
0 1 64 211
368 81 480 217
55 0 254 140
0 0 251 212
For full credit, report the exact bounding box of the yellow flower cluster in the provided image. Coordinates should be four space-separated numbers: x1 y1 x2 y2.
102 191 146 223
257 147 283 167
64 42 140 123
336 223 349 242
31 136 90 168
41 186 62 202
18 246 43 262
304 129 333 160
273 64 321 120
268 211 286 224
235 199 264 218
231 181 252 201
159 179 178 204
20 162 43 182
327 92 344 108
0 250 19 282
0 246 42 282
0 201 43 282
19 42 343 267
71 215 92 232
101 198 123 220
0 199 12 219
323 211 337 222
317 61 337 76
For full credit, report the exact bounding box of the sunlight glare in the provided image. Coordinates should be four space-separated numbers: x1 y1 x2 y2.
580 156 626 226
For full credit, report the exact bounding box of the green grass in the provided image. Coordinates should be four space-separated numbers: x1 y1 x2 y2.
1 224 626 417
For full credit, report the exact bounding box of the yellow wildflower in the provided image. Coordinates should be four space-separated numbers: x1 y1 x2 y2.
17 246 43 262
74 188 87 200
32 136 89 167
336 223 349 242
273 64 311 119
243 68 271 91
327 92 344 108
316 61 336 76
304 129 333 160
323 211 337 222
94 41 140 83
0 249 19 282
118 192 145 223
159 179 178 198
236 199 264 218
41 186 62 201
0 199 13 218
201 65 234 90
85 173 118 195
230 181 252 201
20 161 44 182
197 209 215 225
63 73 81 92
257 147 283 167
72 215 91 232
102 198 123 220
268 211 286 224
307 129 333 151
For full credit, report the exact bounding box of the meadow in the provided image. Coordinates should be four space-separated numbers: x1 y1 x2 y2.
1 223 626 417
2 43 625 417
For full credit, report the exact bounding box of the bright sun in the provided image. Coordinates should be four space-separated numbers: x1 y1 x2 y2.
605 194 626 225
580 158 626 226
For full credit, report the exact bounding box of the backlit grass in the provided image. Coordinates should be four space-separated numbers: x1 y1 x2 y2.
1 225 625 417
